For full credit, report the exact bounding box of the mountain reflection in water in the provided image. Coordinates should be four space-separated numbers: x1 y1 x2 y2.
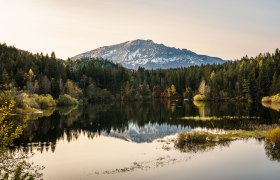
14 100 280 152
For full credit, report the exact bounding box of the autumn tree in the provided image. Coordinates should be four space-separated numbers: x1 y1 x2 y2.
64 79 82 99
25 69 35 94
183 87 192 99
171 84 176 96
198 79 210 96
152 85 161 98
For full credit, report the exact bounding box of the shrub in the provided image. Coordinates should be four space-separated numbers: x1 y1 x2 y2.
57 94 79 106
193 94 206 101
176 131 214 148
175 131 219 152
266 127 280 149
35 94 56 109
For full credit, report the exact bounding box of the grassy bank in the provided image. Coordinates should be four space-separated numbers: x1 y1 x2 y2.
175 128 278 152
1 91 79 115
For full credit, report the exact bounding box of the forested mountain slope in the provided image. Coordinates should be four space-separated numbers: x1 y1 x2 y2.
0 43 279 102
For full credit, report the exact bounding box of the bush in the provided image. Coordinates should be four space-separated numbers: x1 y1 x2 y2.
266 128 280 149
57 94 79 106
27 95 40 109
193 94 206 101
14 93 56 110
36 94 56 109
176 131 215 148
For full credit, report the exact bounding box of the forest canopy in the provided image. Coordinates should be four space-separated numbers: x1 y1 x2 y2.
0 43 279 103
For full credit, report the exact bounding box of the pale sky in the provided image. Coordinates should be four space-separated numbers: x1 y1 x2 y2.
0 0 279 60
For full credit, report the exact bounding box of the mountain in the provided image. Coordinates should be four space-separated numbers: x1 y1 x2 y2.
102 122 191 143
72 39 224 69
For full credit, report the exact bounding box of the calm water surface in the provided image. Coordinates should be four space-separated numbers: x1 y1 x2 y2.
13 101 280 179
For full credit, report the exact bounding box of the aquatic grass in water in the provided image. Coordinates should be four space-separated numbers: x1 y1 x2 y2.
175 130 268 152
175 131 231 152
177 116 260 121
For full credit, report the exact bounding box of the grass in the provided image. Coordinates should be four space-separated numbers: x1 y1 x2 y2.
175 129 269 152
175 131 230 152
178 116 260 121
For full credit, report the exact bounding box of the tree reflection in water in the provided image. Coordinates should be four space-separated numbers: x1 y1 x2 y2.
265 128 280 162
7 100 280 169
265 141 280 162
0 148 44 179
0 97 44 179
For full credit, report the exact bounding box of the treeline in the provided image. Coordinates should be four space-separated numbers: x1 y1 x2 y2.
0 42 280 103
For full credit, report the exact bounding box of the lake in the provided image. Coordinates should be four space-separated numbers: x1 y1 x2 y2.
11 100 280 179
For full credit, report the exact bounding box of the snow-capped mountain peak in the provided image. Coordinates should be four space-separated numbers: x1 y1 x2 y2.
72 39 224 69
